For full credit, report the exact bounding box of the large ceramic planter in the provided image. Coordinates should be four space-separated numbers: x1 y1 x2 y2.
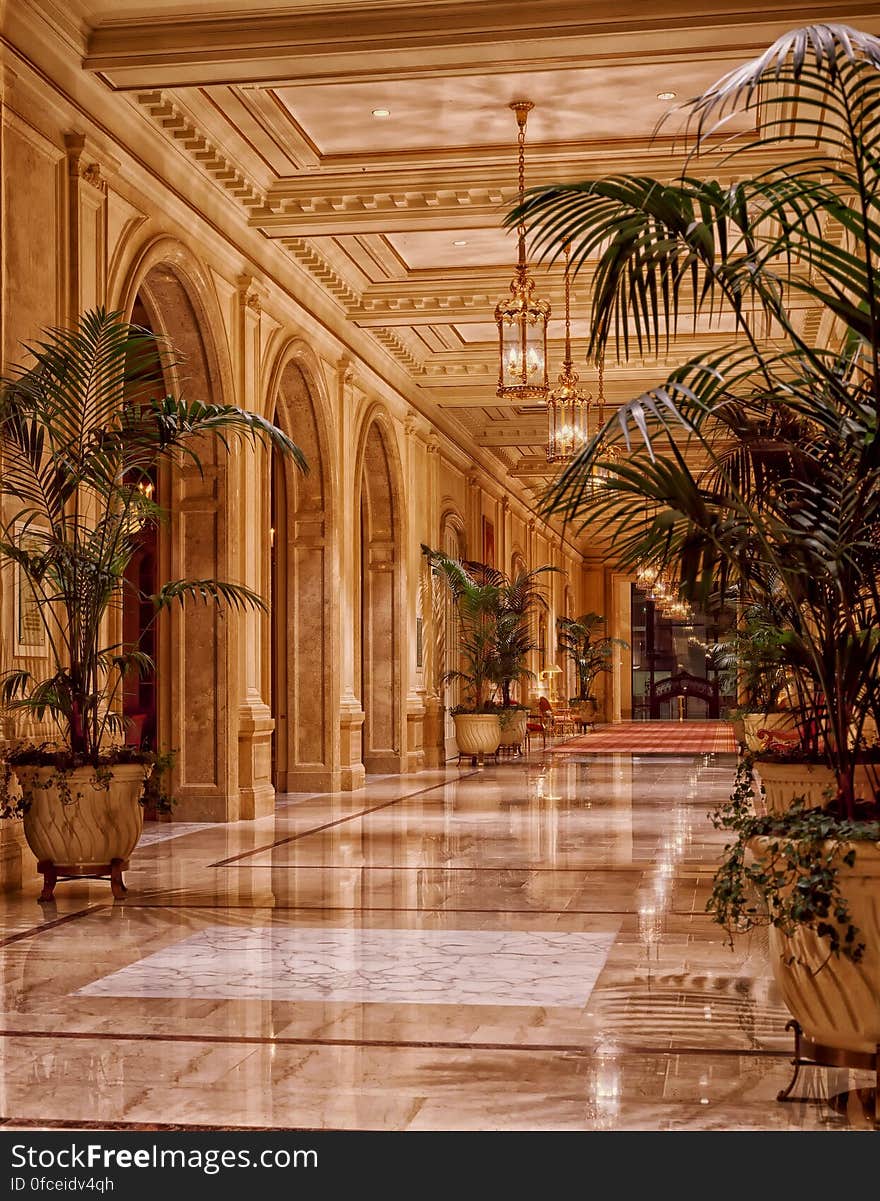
16 762 146 900
743 711 797 752
754 760 874 815
570 700 598 729
755 838 880 1056
453 714 501 762
497 709 528 751
754 760 837 815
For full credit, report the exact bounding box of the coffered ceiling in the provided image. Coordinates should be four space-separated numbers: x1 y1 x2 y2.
65 0 880 499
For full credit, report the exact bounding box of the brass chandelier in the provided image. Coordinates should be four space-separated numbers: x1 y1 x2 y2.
495 101 550 401
587 357 621 487
546 242 590 464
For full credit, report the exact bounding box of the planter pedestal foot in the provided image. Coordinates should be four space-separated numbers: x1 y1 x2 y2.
776 1019 805 1101
777 1018 879 1125
35 859 131 902
37 860 57 903
110 858 128 900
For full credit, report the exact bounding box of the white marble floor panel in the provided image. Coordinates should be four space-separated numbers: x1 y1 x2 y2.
75 926 619 1008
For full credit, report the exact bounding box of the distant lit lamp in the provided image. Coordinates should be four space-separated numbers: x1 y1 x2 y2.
541 663 563 700
495 101 550 400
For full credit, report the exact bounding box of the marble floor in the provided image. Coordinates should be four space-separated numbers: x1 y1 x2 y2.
0 750 875 1131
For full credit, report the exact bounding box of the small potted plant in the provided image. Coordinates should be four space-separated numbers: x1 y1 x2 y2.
0 309 305 899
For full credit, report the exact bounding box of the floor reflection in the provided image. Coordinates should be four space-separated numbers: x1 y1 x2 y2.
0 750 872 1130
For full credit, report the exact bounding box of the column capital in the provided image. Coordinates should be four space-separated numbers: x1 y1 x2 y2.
63 132 118 192
236 272 267 316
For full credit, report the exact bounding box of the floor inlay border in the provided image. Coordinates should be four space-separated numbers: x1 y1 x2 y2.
210 771 480 868
117 904 719 916
0 1028 792 1059
0 904 109 949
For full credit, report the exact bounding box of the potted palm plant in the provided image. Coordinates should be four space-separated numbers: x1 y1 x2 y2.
422 545 503 762
513 24 880 1080
0 309 305 899
466 557 558 752
729 604 798 753
556 611 626 726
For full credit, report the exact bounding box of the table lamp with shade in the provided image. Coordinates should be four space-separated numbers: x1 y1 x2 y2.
540 663 563 701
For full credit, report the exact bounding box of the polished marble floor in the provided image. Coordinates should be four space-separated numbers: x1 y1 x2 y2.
1 750 875 1130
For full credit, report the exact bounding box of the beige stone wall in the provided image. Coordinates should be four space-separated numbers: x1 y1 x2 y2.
0 24 589 820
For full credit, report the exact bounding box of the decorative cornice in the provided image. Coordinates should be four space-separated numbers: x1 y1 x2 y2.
279 237 362 309
85 1 877 91
135 90 268 212
370 328 426 375
253 184 516 236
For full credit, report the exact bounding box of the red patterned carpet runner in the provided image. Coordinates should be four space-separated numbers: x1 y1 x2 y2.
550 720 736 755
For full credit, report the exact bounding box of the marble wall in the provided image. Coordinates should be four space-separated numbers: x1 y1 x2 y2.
0 36 598 847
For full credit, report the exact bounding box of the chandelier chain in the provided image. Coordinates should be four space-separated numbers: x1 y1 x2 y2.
512 101 532 268
563 242 572 366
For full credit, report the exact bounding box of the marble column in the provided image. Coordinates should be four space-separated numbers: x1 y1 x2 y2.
422 434 445 768
336 359 365 789
235 276 275 818
403 414 427 772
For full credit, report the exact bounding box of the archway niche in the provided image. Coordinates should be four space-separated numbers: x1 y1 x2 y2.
357 420 404 774
270 356 338 792
133 262 238 821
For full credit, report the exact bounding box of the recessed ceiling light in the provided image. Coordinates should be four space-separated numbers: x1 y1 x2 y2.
657 91 677 101
371 108 391 118
453 239 468 246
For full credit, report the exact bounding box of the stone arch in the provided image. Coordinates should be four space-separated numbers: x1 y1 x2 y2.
266 339 339 791
354 408 405 774
119 241 240 820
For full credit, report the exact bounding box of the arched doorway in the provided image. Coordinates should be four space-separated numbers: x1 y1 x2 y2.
269 353 336 792
128 260 236 821
356 419 403 774
121 296 160 758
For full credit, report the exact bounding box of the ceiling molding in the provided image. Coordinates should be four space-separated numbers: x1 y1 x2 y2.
136 89 268 210
84 1 880 90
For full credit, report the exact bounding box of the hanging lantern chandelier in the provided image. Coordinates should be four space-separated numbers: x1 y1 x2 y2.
495 101 550 401
588 358 622 486
636 560 662 592
546 242 590 464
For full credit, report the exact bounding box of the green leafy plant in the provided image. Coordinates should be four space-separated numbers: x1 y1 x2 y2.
422 546 503 713
728 604 795 715
422 546 556 711
512 23 880 815
142 749 177 815
557 611 627 704
465 558 559 708
708 757 878 963
0 308 305 769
